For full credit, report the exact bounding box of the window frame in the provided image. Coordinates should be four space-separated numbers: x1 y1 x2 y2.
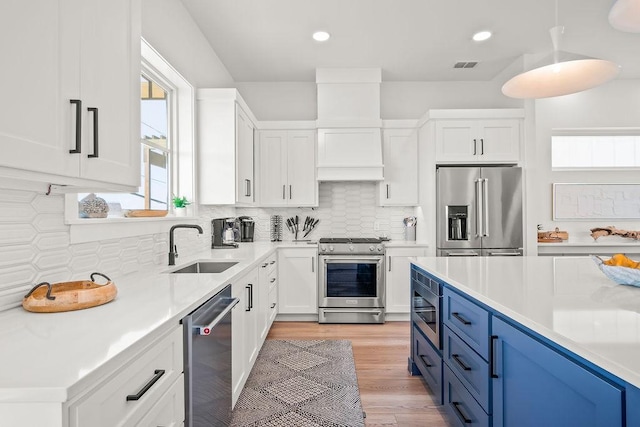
551 128 640 171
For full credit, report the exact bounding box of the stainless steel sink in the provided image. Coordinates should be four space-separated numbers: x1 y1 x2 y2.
171 261 239 274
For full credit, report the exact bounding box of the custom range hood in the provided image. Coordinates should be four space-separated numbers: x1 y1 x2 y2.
316 68 384 181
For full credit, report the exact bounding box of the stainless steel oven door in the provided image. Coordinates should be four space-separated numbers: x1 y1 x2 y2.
412 278 441 350
318 256 385 308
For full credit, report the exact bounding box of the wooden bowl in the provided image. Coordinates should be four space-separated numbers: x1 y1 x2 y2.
22 272 117 313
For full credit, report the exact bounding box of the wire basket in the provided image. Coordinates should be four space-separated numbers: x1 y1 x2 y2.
270 215 282 242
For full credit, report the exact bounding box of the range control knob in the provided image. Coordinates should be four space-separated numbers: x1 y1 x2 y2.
349 245 355 252
320 245 326 252
329 245 334 252
369 245 375 251
376 246 383 252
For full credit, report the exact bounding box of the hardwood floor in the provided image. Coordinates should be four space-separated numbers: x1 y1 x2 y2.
267 321 451 426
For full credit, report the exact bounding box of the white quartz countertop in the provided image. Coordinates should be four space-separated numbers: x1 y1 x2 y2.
411 255 640 388
0 242 281 403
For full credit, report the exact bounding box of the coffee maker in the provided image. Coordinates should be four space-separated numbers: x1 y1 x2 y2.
238 216 255 242
211 217 240 248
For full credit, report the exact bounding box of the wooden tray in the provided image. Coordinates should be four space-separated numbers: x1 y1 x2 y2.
123 209 168 218
22 273 117 313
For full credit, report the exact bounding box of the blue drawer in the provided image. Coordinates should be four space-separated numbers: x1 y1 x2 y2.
444 325 490 412
413 324 443 405
444 365 490 427
443 288 490 360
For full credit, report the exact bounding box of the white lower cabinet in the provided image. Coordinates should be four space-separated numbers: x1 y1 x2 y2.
386 247 428 314
257 254 278 344
232 267 259 406
278 248 318 314
67 326 183 427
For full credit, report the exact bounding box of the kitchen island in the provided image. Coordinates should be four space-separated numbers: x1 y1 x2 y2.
411 255 640 427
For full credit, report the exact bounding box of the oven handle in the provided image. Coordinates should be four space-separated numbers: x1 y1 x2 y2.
320 257 384 264
321 308 383 314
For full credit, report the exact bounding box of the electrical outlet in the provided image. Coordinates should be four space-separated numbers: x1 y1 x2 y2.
374 221 380 231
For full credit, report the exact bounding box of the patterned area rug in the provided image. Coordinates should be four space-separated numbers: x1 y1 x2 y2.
230 340 365 426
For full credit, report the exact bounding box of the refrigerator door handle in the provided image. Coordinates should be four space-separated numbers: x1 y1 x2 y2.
475 179 482 238
482 178 489 237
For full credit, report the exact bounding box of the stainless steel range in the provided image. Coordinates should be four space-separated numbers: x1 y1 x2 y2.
318 237 385 324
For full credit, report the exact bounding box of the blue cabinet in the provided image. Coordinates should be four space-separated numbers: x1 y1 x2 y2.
412 324 443 404
492 317 623 427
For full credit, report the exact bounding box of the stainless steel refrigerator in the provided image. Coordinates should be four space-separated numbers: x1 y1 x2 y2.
436 166 523 256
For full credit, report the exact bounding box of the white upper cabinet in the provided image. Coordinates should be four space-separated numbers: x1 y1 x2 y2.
378 129 419 206
0 0 141 189
197 89 256 205
257 130 317 207
435 119 520 163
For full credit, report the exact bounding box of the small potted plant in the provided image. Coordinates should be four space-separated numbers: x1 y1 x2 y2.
172 195 191 217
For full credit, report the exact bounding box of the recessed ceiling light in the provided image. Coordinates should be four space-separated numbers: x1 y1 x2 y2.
472 31 492 42
313 31 330 42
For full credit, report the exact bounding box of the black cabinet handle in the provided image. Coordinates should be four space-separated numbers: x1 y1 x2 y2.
480 138 484 155
473 139 477 155
126 369 165 401
490 335 499 378
452 312 472 325
270 260 276 265
270 303 276 309
245 179 251 197
419 354 432 367
452 354 472 371
282 184 286 200
289 184 292 200
451 401 472 424
270 278 276 283
262 263 268 268
87 107 99 158
386 184 390 199
246 284 253 311
69 99 82 154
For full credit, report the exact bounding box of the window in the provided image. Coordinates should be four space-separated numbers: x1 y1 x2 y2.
552 130 640 169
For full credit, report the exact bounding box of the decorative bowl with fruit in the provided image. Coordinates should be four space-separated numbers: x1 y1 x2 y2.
592 254 640 287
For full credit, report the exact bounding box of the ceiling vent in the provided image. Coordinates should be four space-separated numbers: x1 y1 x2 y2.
454 61 478 69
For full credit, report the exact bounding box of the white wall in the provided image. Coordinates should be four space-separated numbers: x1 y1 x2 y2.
232 80 524 121
141 0 234 88
532 78 640 238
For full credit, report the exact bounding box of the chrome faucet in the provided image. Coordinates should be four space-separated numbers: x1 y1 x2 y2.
169 224 203 266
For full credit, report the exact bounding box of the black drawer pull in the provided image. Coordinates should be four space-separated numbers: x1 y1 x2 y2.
270 278 276 283
452 354 472 371
452 312 472 325
126 369 165 401
87 107 99 158
270 303 276 309
452 401 472 424
419 354 433 367
69 99 82 154
490 335 499 378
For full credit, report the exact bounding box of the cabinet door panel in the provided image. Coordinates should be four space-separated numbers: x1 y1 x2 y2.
492 317 623 427
478 120 519 162
0 0 73 176
386 248 427 313
287 131 316 206
278 249 317 314
435 121 476 161
258 131 287 206
236 106 254 204
380 129 418 206
79 0 139 186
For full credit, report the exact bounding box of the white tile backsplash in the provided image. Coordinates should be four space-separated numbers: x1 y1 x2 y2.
0 182 415 312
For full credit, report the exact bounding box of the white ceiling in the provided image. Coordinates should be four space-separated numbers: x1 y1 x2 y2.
180 0 640 83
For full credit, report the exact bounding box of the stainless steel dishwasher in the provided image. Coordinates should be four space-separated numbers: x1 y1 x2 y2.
182 284 239 426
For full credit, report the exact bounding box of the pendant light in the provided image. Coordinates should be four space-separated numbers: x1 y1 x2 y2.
502 1 620 99
609 0 640 33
